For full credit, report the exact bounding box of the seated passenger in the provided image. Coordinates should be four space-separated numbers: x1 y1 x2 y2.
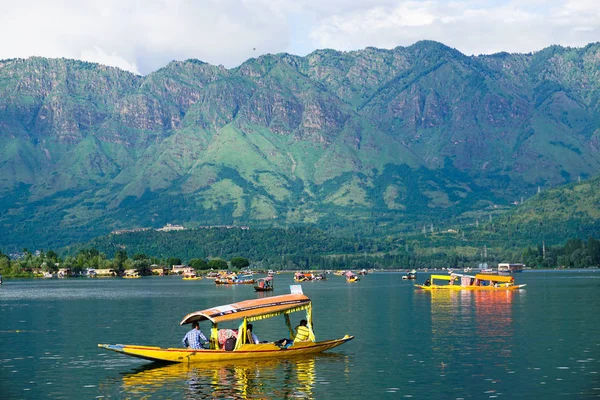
294 319 312 343
218 328 238 349
246 324 260 344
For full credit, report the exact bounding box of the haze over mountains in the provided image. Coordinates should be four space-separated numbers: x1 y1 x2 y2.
1 40 600 249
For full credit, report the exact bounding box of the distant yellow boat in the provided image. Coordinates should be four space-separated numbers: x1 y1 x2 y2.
415 274 526 291
99 293 354 363
182 272 202 280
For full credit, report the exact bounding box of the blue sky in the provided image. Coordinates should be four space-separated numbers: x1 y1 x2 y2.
0 0 598 75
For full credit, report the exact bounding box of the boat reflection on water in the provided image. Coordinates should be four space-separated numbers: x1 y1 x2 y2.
119 354 341 399
472 290 517 359
423 289 519 362
427 290 459 358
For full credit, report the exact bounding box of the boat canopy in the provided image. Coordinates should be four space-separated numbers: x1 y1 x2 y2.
430 275 453 281
475 274 514 283
180 293 311 325
257 276 273 282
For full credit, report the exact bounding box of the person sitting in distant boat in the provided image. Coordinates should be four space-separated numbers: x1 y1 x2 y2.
182 321 209 350
246 324 260 344
424 278 431 286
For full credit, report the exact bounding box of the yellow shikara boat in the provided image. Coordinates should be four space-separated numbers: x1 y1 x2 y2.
182 272 203 280
415 273 526 291
98 293 354 363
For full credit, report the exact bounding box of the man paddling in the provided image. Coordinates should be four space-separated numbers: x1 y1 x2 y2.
182 322 209 349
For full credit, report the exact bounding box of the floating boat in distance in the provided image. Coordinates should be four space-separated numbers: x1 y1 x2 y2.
98 291 354 363
215 273 254 285
497 263 525 274
345 271 359 282
415 274 526 291
294 272 314 282
182 271 203 280
358 269 368 276
402 270 417 280
254 276 274 291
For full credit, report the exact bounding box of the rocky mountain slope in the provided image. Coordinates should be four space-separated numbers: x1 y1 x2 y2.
1 41 600 249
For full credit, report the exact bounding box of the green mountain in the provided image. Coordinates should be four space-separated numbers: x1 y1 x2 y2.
477 175 600 246
2 41 600 249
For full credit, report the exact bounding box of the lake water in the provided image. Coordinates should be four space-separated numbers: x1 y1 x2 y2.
1 271 599 399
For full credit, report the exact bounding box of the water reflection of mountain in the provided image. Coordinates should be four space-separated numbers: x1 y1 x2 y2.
117 354 344 399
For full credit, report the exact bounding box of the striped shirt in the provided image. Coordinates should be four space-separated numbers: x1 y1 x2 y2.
294 325 311 342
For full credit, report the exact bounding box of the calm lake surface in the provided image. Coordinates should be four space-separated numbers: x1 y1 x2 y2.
1 271 599 399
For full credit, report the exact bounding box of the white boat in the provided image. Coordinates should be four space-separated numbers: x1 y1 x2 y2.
498 263 525 274
402 270 417 280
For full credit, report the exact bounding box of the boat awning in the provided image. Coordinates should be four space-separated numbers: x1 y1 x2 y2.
475 274 514 283
430 275 452 281
257 276 273 282
180 294 311 325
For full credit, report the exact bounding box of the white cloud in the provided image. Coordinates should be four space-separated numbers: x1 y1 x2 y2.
307 0 600 55
0 0 598 75
80 47 141 75
0 0 292 74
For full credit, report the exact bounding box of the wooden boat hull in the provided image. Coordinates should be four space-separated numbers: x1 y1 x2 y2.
99 335 354 363
182 277 203 280
415 284 526 291
254 287 274 292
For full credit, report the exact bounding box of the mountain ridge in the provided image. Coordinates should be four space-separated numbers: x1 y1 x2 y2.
1 41 600 249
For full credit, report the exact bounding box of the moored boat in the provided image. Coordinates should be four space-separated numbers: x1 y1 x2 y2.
183 271 203 280
497 263 525 274
415 273 526 291
205 271 220 279
98 291 354 363
123 269 141 279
